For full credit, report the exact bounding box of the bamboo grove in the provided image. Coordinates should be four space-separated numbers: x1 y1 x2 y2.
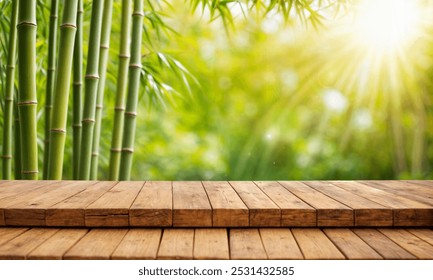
1 0 337 181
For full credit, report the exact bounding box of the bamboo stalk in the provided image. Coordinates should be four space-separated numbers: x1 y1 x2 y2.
47 0 78 180
72 0 84 179
2 0 18 180
42 0 59 179
108 0 132 180
119 0 144 180
17 0 38 180
14 99 21 180
90 0 114 180
78 0 105 180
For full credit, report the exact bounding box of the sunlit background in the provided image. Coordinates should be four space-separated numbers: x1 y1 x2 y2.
1 0 433 180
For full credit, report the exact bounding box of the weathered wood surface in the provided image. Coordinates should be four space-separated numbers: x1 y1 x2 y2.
0 227 431 259
0 180 432 227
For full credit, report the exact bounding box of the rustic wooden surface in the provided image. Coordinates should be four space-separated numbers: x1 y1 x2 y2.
0 180 432 227
0 227 431 259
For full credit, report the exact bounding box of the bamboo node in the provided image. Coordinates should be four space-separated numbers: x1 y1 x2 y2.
85 74 100 80
48 67 56 71
50 128 67 134
0 155 13 159
110 148 122 153
21 170 39 174
5 98 13 102
16 22 37 28
82 119 95 123
133 12 145 17
96 105 103 109
100 44 109 50
73 82 83 86
60 23 77 29
114 107 125 111
125 111 137 117
18 101 37 106
7 65 15 69
129 63 142 69
119 54 130 59
122 148 134 153
92 152 99 156
72 124 82 128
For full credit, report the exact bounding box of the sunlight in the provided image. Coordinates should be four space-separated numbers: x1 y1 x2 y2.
353 0 422 53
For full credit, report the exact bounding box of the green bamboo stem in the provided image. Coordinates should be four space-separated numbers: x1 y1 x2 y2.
43 0 59 179
90 0 114 180
78 0 105 180
17 0 38 180
14 99 21 180
108 0 132 180
119 0 144 180
2 0 18 180
47 0 78 180
72 0 83 180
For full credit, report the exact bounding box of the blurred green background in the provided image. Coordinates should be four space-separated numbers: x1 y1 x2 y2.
1 0 432 180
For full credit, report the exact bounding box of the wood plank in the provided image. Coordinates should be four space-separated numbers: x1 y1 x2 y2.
259 228 304 259
0 181 59 225
112 229 162 260
194 228 229 260
129 181 172 227
230 229 267 260
27 229 88 260
408 229 433 246
85 181 144 227
230 181 280 227
333 181 433 226
202 181 249 227
157 229 194 260
64 229 128 260
307 181 392 226
4 181 94 226
353 229 416 259
255 181 316 227
292 228 345 260
0 228 59 259
404 180 433 188
323 228 383 259
0 227 29 246
361 181 433 206
172 181 212 227
379 229 433 259
280 181 353 227
46 181 116 226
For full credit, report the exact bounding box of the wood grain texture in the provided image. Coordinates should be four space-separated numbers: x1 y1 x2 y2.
112 229 162 260
0 228 59 259
194 228 229 260
157 229 194 260
309 181 392 226
0 181 62 226
4 181 94 226
173 182 212 227
259 228 304 259
203 181 248 227
353 229 416 259
280 181 353 227
0 227 29 246
292 228 345 260
46 181 116 226
229 229 267 260
129 181 172 227
379 229 433 259
27 229 88 259
85 181 144 227
323 228 382 259
230 181 280 227
64 229 128 260
407 229 433 246
361 181 433 206
334 181 433 226
255 181 316 227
